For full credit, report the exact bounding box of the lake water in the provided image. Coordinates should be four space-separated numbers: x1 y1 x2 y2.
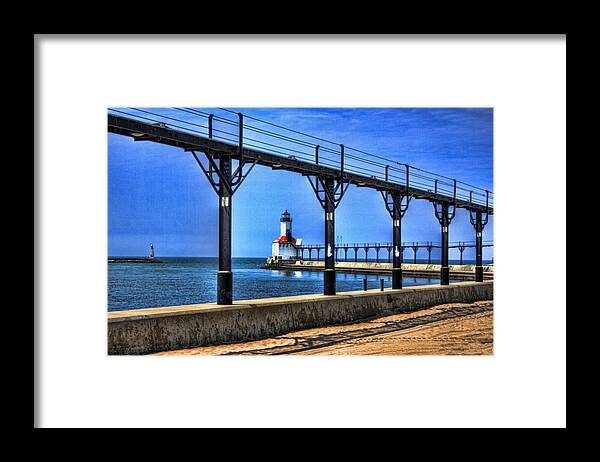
107 257 479 311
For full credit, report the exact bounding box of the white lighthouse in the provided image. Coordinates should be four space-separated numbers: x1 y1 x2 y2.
280 210 292 240
271 210 302 261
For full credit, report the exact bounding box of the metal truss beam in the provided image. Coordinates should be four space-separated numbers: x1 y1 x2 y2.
108 114 493 214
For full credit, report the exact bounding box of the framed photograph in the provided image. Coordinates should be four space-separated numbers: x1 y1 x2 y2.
35 34 566 429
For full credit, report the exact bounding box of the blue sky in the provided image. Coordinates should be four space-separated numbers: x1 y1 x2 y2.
108 108 493 260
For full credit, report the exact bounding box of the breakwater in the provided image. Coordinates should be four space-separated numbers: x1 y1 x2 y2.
265 260 494 280
108 257 162 264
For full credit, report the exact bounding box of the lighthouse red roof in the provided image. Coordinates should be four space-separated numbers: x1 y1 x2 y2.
273 235 297 244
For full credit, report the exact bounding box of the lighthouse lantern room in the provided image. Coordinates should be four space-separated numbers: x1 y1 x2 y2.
271 210 302 261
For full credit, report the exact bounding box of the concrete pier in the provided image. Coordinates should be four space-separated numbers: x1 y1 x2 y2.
265 261 494 280
108 281 493 355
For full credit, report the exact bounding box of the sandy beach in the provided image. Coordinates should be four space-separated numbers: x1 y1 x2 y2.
153 300 493 356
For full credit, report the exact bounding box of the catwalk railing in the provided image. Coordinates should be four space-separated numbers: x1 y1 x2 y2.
297 240 494 264
108 108 493 211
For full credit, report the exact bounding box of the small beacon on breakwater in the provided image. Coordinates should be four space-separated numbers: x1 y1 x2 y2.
107 243 162 264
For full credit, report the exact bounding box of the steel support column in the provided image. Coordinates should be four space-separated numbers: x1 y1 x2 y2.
307 166 353 295
382 165 411 290
439 204 450 285
391 193 402 289
381 189 410 290
475 212 484 281
217 156 232 304
324 178 336 295
458 244 466 265
189 113 256 305
469 190 490 283
434 181 457 286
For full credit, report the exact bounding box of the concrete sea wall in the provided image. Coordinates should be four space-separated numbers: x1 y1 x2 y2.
108 281 493 355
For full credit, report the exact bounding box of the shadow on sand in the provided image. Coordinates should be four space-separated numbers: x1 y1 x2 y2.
224 303 493 355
